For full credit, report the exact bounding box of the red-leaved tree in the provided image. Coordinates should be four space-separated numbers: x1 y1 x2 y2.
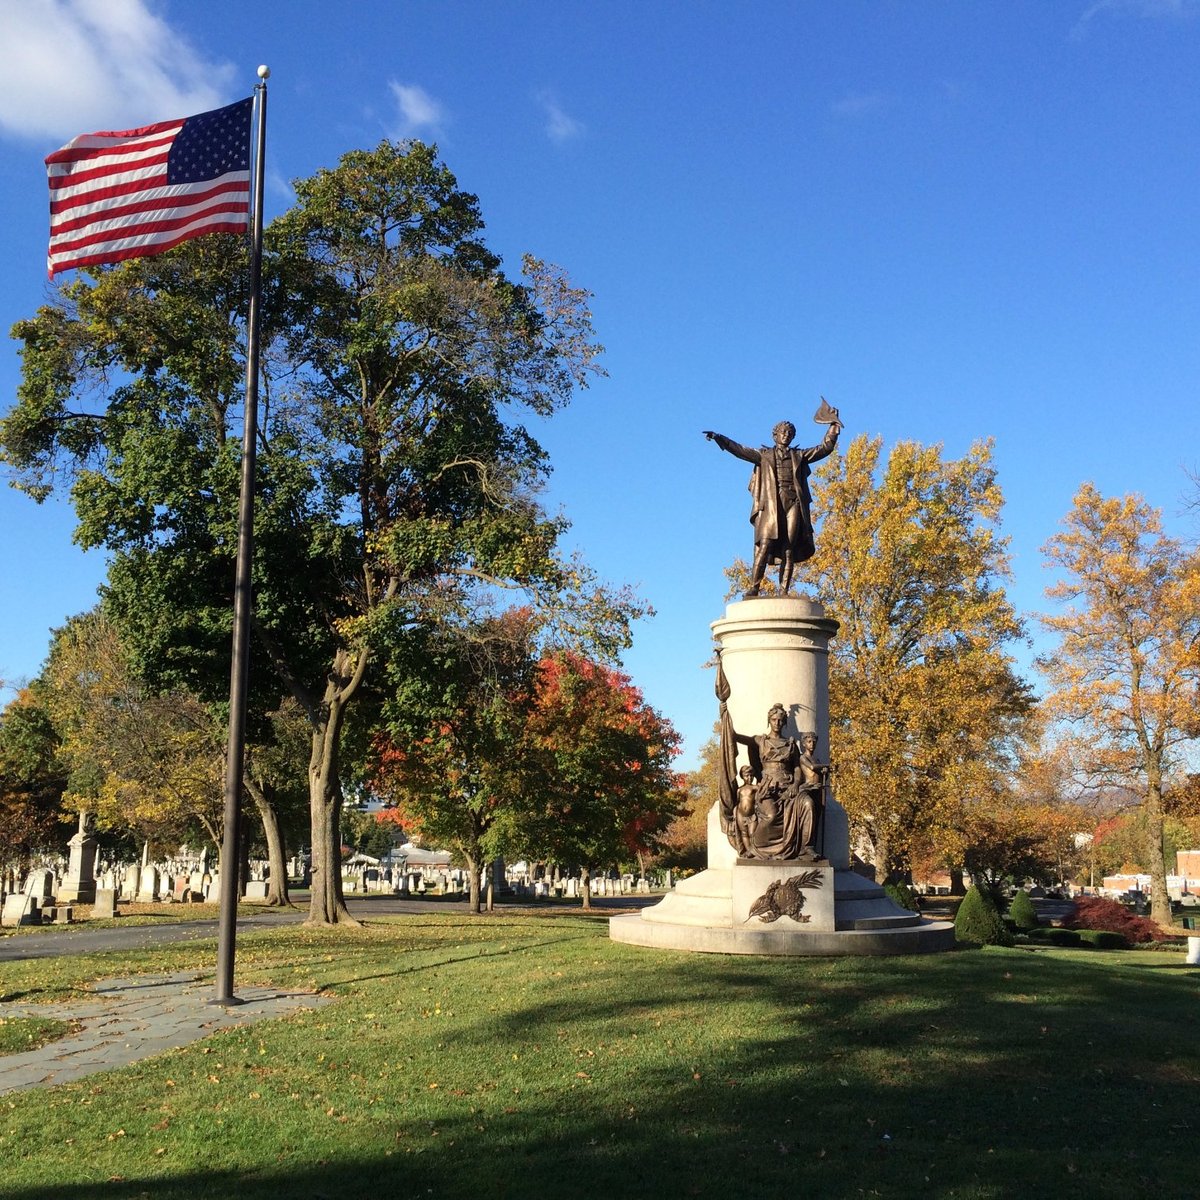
520 654 685 909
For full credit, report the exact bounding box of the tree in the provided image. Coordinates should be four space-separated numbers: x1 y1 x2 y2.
960 797 1085 889
520 654 685 909
4 141 631 925
1039 484 1200 925
39 610 226 854
731 435 1030 880
371 608 542 912
242 698 312 906
657 733 720 872
0 687 68 883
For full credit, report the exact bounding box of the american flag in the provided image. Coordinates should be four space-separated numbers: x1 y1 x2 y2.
46 97 253 278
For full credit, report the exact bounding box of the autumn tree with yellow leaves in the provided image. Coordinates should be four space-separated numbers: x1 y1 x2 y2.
1038 484 1200 925
39 610 225 854
731 434 1032 881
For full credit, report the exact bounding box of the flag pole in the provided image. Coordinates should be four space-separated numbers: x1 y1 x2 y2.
212 66 269 1007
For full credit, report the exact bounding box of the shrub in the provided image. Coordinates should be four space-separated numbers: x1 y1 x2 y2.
1077 929 1128 950
1063 895 1165 943
954 884 1014 946
1008 889 1040 931
1026 926 1082 947
883 882 920 912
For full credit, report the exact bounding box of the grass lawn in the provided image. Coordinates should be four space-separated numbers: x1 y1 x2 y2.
0 1015 75 1055
0 914 1196 1200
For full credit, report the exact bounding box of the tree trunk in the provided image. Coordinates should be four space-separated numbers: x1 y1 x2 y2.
949 866 965 895
466 854 482 914
245 775 291 907
873 827 892 886
305 648 367 927
580 865 591 911
1145 773 1172 926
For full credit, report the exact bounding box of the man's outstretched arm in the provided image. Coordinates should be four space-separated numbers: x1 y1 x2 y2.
703 430 760 465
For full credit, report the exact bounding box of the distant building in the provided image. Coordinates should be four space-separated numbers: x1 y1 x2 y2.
1101 850 1200 900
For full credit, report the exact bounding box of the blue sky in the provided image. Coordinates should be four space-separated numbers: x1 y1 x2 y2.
0 0 1197 769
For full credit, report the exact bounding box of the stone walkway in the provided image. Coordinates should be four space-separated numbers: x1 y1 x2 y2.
0 971 332 1095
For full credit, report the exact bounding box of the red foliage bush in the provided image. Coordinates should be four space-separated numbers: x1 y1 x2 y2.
1063 895 1165 943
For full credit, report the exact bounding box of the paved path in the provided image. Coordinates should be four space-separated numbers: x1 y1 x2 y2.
0 893 654 1097
0 971 331 1096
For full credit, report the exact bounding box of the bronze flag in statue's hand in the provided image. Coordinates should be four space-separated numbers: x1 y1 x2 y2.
715 652 737 827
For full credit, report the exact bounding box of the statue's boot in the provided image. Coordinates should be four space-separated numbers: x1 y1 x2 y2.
744 545 772 599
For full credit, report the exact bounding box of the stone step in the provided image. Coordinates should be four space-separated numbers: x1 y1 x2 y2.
838 913 922 931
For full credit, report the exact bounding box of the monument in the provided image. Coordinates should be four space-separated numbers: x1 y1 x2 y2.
610 402 955 955
58 810 98 905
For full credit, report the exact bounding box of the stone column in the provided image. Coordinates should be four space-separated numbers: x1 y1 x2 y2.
58 822 98 904
711 595 850 869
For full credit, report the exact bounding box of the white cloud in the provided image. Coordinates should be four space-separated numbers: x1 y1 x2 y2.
0 0 238 142
388 81 446 137
537 91 584 143
266 166 294 206
1071 0 1199 39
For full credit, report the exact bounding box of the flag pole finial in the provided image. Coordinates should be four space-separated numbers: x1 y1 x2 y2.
257 64 270 80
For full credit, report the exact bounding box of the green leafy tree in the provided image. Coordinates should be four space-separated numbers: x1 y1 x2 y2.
341 806 400 861
4 141 631 925
731 435 1031 880
371 608 542 912
243 698 313 906
1039 485 1200 926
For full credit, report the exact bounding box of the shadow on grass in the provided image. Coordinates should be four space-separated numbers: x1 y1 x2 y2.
3 942 1196 1199
318 932 598 991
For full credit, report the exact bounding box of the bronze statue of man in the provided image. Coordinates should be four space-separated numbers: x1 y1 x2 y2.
704 401 843 596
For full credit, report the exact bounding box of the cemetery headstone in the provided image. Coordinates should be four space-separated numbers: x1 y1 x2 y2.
59 811 98 904
137 865 160 902
2 893 40 927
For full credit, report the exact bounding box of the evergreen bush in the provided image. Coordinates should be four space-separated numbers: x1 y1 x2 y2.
883 882 920 912
1077 929 1128 950
1026 926 1082 947
954 884 1014 946
1007 889 1040 931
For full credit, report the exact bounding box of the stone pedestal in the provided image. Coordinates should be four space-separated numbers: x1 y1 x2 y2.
733 861 835 931
611 596 954 957
712 595 849 866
